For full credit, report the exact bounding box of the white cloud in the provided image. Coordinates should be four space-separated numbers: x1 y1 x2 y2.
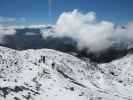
0 10 132 54
27 24 46 28
20 17 26 22
0 16 16 22
55 9 133 53
0 17 27 23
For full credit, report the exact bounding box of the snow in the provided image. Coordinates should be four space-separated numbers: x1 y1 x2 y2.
0 46 133 100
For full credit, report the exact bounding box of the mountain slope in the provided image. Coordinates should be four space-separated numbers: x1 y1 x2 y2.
0 46 133 100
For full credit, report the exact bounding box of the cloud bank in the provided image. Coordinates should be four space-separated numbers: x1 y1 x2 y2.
0 9 133 56
55 9 133 53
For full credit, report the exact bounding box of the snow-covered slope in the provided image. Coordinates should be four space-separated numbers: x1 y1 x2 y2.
0 46 133 100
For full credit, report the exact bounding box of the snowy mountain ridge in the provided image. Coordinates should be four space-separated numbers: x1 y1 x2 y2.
0 46 133 100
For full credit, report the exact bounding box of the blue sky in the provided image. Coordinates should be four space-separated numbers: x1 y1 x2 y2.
0 0 133 25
